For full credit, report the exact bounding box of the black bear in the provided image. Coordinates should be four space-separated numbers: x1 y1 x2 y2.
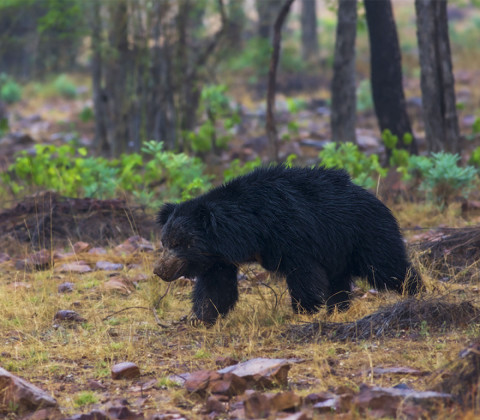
154 166 422 325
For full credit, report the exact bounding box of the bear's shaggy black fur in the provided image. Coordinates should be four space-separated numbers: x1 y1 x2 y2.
155 166 422 324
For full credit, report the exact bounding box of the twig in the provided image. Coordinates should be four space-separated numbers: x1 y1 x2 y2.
102 306 150 321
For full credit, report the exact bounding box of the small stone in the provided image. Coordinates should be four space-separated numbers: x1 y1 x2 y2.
58 282 74 293
0 367 58 415
184 370 221 394
87 379 107 391
65 410 109 420
54 310 86 323
115 236 154 255
16 249 52 271
0 252 11 263
244 391 271 419
102 276 135 295
269 391 302 412
8 282 32 290
205 396 227 413
57 262 92 273
111 362 141 380
73 241 92 254
88 247 107 255
209 372 247 397
95 260 124 271
218 357 293 388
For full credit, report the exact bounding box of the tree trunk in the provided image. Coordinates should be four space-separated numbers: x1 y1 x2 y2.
415 0 460 153
266 0 295 163
300 0 319 62
90 0 109 154
105 0 130 157
330 0 357 143
364 0 418 156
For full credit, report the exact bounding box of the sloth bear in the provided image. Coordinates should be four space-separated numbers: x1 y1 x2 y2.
154 166 421 325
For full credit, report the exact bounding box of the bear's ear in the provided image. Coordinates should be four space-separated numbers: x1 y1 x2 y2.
157 203 177 226
198 204 218 236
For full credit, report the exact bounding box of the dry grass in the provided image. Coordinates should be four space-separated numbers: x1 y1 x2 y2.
0 244 479 418
1 200 480 417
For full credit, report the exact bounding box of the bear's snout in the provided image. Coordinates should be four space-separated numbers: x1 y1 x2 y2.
153 249 186 282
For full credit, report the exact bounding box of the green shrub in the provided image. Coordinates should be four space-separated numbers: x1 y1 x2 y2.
223 157 262 182
318 142 387 189
412 152 477 207
187 84 239 153
53 74 77 99
356 79 373 112
0 74 22 104
2 140 212 207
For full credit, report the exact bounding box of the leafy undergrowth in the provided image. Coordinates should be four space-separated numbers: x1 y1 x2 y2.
0 237 479 419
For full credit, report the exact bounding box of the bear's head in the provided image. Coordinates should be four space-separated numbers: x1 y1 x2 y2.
154 201 219 282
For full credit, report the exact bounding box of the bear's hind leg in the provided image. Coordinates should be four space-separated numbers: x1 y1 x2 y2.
193 262 238 325
326 273 352 313
286 264 329 314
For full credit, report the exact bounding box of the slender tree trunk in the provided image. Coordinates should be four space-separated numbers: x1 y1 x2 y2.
90 0 109 154
364 0 418 157
105 0 129 157
330 0 357 143
415 0 460 153
300 0 319 62
266 0 295 163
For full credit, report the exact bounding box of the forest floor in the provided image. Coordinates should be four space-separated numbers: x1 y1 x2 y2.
0 196 480 419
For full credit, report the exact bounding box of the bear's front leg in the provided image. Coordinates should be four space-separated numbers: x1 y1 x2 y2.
192 262 239 325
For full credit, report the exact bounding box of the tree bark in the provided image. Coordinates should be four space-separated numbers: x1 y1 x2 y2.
266 0 295 163
415 0 460 153
105 0 129 157
300 0 319 62
364 0 418 156
330 0 357 143
90 0 109 154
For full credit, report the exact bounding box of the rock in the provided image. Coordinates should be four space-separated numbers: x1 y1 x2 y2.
102 276 135 295
353 384 452 418
205 396 227 414
53 310 86 323
106 403 144 419
96 261 124 271
87 379 107 391
244 391 271 419
21 407 63 420
0 252 10 263
57 262 92 274
184 370 221 395
218 357 293 388
16 249 52 271
72 242 91 254
244 391 302 418
88 247 107 255
8 282 32 290
111 362 141 380
209 372 247 397
215 356 239 368
115 236 154 255
313 398 338 413
0 367 58 415
269 391 302 412
304 391 336 405
58 282 75 293
365 366 428 377
65 409 109 420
